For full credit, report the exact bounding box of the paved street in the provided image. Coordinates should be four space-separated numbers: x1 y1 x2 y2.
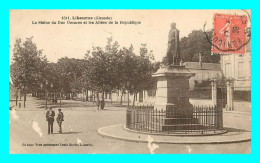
9 97 251 154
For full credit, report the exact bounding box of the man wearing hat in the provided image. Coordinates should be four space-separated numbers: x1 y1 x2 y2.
56 108 64 133
46 106 55 134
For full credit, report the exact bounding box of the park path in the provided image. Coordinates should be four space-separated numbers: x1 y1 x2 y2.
9 97 251 154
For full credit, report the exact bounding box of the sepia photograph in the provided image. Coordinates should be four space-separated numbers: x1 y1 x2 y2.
9 9 251 154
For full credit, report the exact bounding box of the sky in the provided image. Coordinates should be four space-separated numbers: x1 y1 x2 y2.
9 10 250 63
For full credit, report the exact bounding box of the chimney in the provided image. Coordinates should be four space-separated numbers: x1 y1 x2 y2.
199 52 202 69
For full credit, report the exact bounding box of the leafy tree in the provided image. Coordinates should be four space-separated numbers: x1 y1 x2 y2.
118 43 158 106
181 30 220 63
10 37 47 107
85 38 121 108
118 45 136 105
10 36 161 109
56 57 84 100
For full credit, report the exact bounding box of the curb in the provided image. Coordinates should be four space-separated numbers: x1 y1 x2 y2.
123 125 227 136
97 124 251 144
223 111 251 115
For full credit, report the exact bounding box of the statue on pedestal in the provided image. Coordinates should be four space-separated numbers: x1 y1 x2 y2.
166 23 181 65
153 22 194 113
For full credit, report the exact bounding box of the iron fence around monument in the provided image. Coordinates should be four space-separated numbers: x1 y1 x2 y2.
126 105 223 134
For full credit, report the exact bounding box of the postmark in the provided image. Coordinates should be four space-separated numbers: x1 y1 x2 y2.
212 13 248 55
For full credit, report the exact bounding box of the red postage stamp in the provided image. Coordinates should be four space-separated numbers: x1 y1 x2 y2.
212 13 248 54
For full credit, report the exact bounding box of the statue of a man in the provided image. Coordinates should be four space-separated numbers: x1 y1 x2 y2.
166 23 181 65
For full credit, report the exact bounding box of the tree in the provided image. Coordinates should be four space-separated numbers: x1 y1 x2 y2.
180 30 220 63
56 57 84 100
44 62 61 103
129 44 157 105
86 38 120 108
162 29 220 64
10 37 47 107
116 43 158 106
118 45 136 105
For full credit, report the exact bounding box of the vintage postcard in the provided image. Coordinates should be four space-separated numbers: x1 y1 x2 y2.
9 10 251 154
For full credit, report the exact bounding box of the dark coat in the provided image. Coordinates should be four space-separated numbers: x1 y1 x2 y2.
46 110 55 121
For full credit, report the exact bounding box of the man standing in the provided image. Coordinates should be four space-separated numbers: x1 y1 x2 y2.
166 23 181 65
46 106 55 134
56 108 64 133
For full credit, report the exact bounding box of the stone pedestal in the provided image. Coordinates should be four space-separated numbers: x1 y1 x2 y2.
152 65 196 131
153 65 195 111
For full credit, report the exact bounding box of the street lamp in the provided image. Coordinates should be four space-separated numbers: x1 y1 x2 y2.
19 83 22 101
45 80 48 110
60 89 63 106
51 83 53 102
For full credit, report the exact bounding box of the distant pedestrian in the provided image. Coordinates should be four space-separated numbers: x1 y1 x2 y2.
56 108 64 133
94 99 100 112
100 99 105 110
46 106 55 134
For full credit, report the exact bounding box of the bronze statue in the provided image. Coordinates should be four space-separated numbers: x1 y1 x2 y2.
166 23 181 65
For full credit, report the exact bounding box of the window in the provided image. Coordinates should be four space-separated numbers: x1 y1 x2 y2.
225 63 231 77
238 62 245 77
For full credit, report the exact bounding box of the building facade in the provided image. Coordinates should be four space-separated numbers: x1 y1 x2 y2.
220 50 251 91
